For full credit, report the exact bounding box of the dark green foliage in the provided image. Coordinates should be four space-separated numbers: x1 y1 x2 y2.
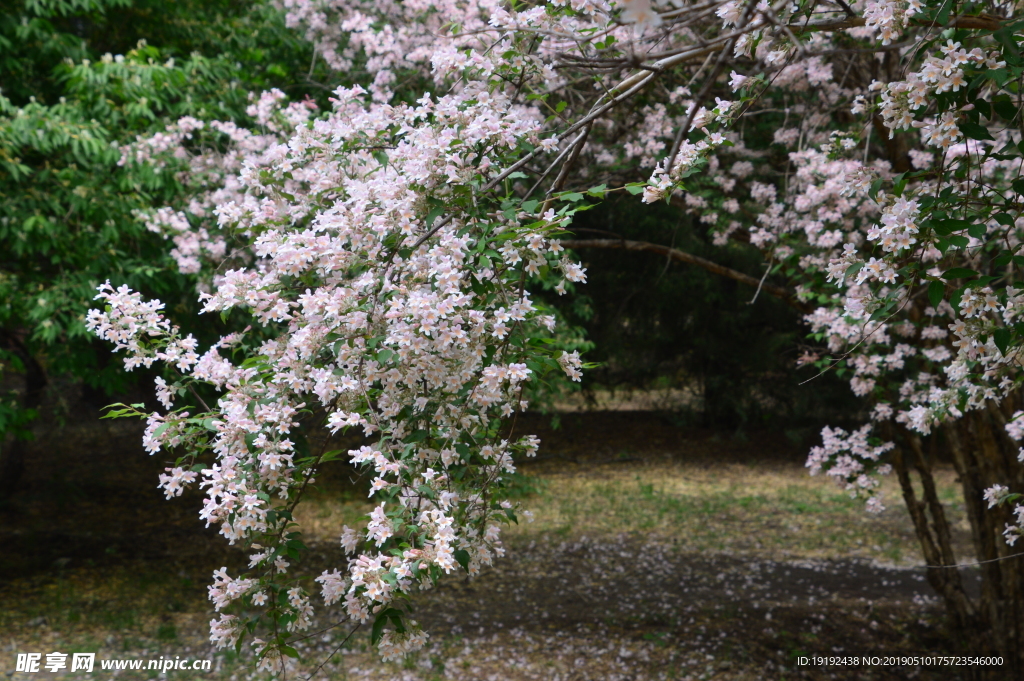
1 0 328 107
0 0 331 492
550 198 858 431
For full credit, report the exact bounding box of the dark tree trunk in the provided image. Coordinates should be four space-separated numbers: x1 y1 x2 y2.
890 401 1024 679
0 331 46 500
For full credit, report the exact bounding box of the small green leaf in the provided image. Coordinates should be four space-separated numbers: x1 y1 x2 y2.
371 614 388 645
967 223 987 239
892 172 907 197
425 205 445 228
995 328 1012 356
453 548 471 572
868 178 883 200
960 122 994 141
993 99 1018 121
943 267 977 279
928 280 945 308
932 219 971 236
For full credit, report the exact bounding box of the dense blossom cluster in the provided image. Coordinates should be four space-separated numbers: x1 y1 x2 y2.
863 0 922 45
95 71 584 666
807 425 894 512
878 41 1005 148
626 27 1022 544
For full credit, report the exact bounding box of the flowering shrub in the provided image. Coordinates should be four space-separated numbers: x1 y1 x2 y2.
89 0 1024 673
91 79 590 668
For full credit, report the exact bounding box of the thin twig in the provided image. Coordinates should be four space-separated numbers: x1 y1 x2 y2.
922 552 1024 569
303 622 363 681
748 253 775 305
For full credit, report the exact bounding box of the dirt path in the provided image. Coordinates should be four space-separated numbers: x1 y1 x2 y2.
1 411 984 680
299 534 964 681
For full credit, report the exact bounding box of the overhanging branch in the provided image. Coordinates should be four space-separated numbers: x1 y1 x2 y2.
560 238 811 312
792 13 1004 33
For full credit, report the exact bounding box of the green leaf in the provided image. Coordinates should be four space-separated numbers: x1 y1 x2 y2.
995 328 1012 356
948 235 970 249
932 219 971 236
892 172 907 197
942 267 977 279
868 178 883 200
993 99 1018 121
425 205 445 229
453 548 471 572
967 224 987 239
995 27 1023 64
960 122 994 141
386 608 406 633
371 613 388 645
928 280 945 308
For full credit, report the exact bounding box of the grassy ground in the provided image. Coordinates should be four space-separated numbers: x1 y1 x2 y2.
0 411 984 680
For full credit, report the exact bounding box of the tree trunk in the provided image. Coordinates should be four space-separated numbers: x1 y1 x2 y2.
0 331 46 501
890 403 1024 679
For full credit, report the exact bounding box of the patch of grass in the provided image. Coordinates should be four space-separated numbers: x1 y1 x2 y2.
156 622 178 641
495 462 966 564
290 460 967 566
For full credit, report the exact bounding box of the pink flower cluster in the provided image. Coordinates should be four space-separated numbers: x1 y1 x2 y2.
807 425 894 512
93 68 582 663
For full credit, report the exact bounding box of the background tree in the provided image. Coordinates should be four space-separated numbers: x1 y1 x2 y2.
0 0 333 496
549 195 860 431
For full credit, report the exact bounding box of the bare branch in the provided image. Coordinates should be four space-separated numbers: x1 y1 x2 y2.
560 238 811 312
792 13 1004 33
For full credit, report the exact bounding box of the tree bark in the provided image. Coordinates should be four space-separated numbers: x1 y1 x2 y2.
890 407 1024 679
